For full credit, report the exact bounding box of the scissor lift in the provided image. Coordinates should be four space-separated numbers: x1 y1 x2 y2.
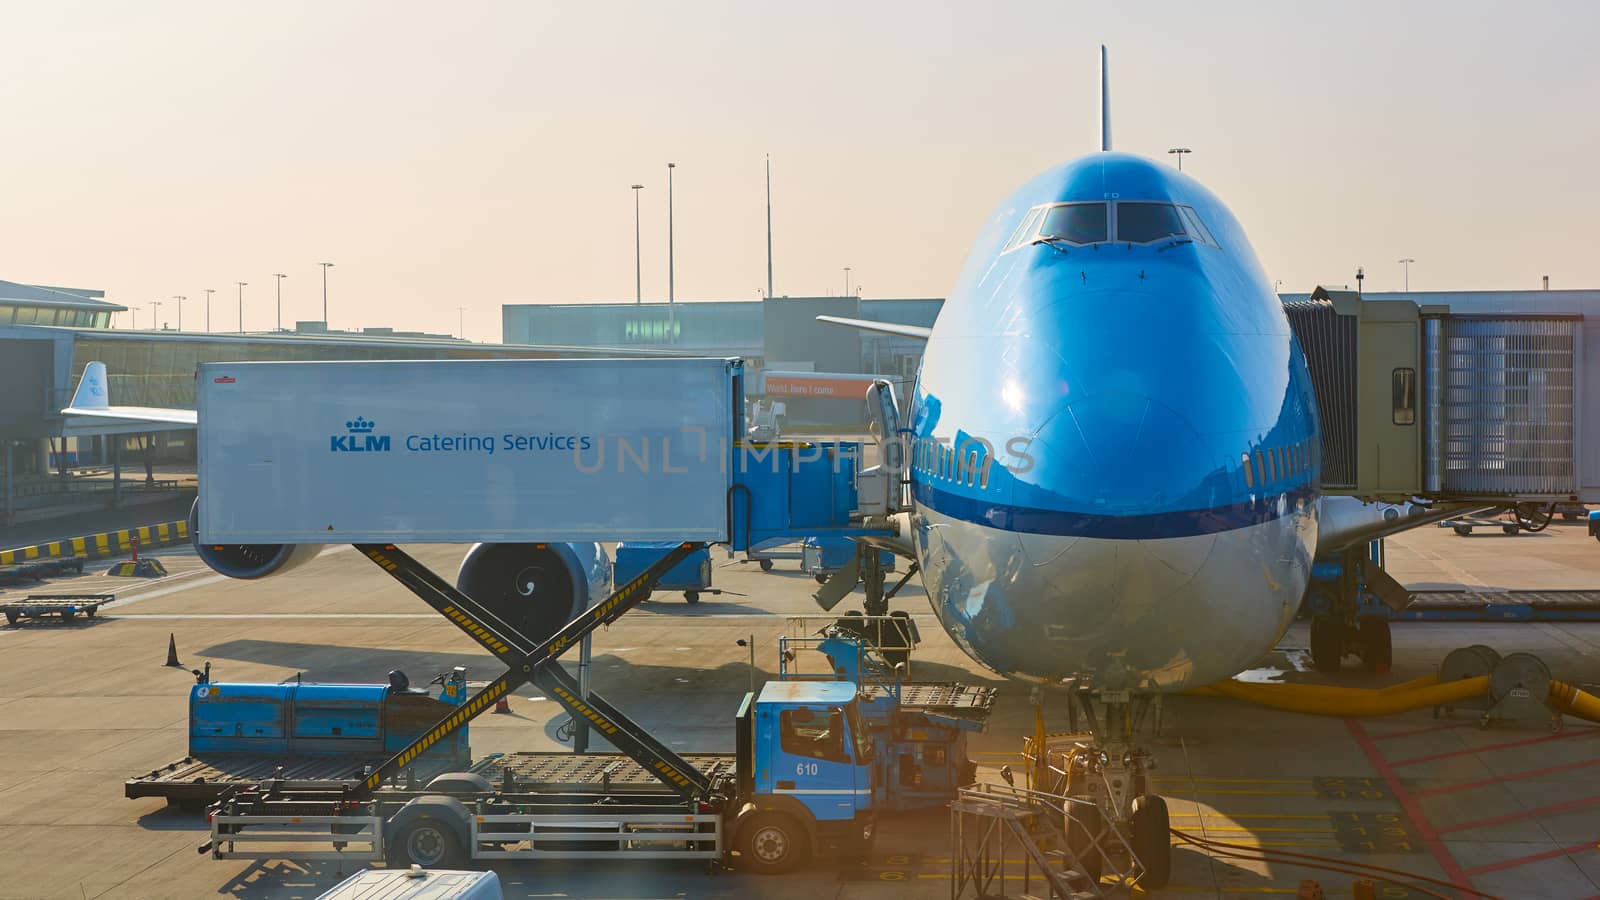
204 543 881 873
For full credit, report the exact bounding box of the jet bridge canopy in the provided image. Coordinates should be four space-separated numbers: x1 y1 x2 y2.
1285 287 1596 504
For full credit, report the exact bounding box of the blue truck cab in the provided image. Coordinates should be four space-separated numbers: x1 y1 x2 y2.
734 680 875 873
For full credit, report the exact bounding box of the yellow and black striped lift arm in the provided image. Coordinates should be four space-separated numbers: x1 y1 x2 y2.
352 541 709 798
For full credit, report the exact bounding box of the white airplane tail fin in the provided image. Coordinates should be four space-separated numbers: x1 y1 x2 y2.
68 360 110 410
61 360 197 428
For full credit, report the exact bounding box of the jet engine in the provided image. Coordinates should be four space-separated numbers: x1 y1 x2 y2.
455 542 612 643
189 499 325 579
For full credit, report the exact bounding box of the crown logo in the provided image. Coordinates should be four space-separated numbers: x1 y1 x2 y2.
345 416 376 434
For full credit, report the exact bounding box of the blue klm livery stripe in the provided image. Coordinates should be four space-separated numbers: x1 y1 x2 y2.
912 480 1315 541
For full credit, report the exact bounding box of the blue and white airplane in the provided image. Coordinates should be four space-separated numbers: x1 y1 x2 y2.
824 49 1433 692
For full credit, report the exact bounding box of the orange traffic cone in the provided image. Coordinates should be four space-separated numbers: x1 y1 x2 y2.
493 697 511 714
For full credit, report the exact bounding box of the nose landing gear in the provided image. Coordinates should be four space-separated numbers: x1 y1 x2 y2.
1022 682 1172 889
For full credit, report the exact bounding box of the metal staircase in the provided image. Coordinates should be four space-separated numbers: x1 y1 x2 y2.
949 783 1135 899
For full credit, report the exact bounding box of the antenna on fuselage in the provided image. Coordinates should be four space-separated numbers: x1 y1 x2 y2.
1100 44 1112 151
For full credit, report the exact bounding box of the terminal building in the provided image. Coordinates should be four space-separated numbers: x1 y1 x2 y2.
502 295 942 423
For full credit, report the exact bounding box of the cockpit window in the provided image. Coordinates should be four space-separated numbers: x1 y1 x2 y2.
1002 206 1046 252
1176 205 1217 246
1039 203 1108 245
1116 202 1188 243
1003 200 1217 253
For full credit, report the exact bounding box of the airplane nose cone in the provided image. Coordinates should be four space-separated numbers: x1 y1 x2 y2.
1015 392 1221 634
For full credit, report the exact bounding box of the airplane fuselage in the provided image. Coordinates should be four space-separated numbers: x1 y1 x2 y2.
910 152 1320 690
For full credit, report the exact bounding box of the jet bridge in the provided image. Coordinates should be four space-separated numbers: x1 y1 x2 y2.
1285 287 1598 506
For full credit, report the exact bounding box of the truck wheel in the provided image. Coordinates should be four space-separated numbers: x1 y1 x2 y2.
739 813 807 874
684 591 700 604
1131 795 1171 888
4 612 17 625
389 818 463 868
814 573 829 585
1454 525 1472 536
759 559 774 572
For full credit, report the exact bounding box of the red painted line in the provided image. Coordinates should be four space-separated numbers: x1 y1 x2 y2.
1369 720 1475 742
1437 794 1600 835
1463 840 1600 877
1346 718 1474 894
1389 725 1600 768
1414 756 1600 799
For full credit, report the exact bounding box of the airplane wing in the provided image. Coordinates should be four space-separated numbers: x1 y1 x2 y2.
815 315 932 341
61 361 198 427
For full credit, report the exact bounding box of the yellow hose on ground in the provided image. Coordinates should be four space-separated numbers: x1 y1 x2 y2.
1549 681 1600 723
1189 675 1489 717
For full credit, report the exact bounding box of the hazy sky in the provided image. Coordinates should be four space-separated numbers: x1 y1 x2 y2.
4 2 1598 341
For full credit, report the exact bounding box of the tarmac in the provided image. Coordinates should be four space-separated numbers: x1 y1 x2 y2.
0 518 1597 898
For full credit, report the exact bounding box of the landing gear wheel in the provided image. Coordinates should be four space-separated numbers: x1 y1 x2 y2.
738 812 807 874
683 591 700 604
1358 615 1392 674
1310 616 1343 673
759 559 774 572
1131 795 1171 888
389 818 463 868
1065 801 1103 883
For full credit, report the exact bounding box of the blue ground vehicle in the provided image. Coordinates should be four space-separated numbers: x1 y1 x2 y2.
128 668 469 809
801 535 893 585
614 541 713 603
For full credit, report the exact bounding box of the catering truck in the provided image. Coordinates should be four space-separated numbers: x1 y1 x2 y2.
189 358 926 873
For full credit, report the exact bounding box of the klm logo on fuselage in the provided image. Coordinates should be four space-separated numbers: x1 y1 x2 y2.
331 416 391 453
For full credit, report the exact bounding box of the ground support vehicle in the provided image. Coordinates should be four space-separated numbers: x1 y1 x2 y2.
801 535 894 585
203 544 877 874
613 541 713 604
778 630 993 812
0 557 87 586
128 668 470 810
0 591 107 624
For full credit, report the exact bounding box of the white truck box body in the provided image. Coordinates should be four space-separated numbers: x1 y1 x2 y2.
197 358 738 543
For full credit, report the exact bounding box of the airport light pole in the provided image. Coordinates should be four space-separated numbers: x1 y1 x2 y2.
666 162 675 305
844 267 852 297
171 296 185 331
319 262 334 327
272 274 287 331
456 306 466 339
1398 258 1415 292
148 300 162 330
1167 147 1191 170
236 282 247 333
203 288 214 333
631 184 644 304
129 308 137 330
